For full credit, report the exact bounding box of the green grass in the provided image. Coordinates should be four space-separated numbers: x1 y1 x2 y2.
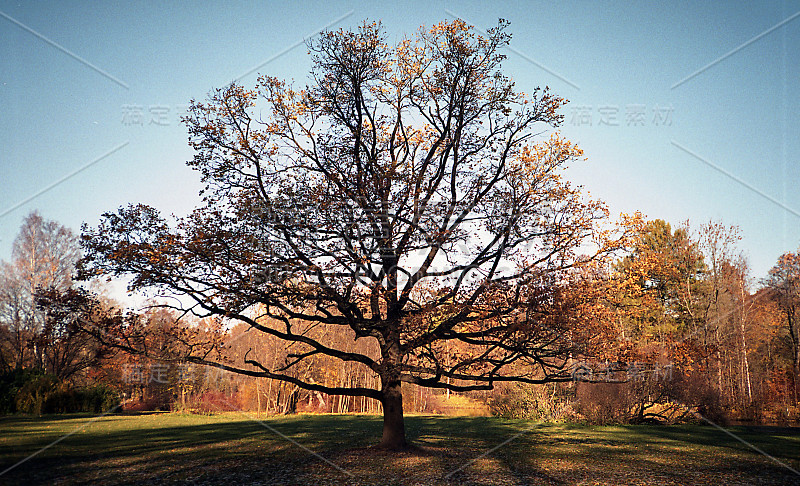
0 412 798 485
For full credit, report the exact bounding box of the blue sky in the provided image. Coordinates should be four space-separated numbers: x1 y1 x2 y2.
1 1 798 293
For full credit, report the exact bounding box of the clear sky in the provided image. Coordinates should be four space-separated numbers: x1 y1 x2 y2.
1 1 798 295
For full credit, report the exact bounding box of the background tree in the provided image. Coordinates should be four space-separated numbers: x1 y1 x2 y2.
31 287 117 381
81 20 612 449
696 221 746 399
0 211 80 374
764 251 800 403
607 218 721 421
614 219 706 348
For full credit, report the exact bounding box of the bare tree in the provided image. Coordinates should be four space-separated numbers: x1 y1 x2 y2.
0 211 80 374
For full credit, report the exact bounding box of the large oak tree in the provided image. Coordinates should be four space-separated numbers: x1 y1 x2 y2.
81 20 611 449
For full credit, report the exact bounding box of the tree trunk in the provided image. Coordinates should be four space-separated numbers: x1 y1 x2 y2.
714 328 723 397
378 379 407 450
738 292 752 402
256 379 261 415
794 361 800 405
792 327 800 404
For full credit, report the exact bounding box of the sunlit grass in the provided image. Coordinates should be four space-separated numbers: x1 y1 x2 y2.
0 412 797 485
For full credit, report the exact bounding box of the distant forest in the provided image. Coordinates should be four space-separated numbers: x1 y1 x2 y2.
1 210 797 425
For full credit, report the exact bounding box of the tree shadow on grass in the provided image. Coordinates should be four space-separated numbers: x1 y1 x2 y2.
487 423 800 485
625 424 800 463
1 415 798 485
0 415 562 485
0 414 370 485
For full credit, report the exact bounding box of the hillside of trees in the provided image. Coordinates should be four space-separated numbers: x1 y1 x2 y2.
1 210 797 426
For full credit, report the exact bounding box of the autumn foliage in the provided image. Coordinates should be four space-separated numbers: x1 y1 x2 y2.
78 19 619 448
0 20 798 449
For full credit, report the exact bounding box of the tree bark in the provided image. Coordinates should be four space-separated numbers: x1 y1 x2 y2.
738 286 752 403
787 305 799 404
378 379 407 450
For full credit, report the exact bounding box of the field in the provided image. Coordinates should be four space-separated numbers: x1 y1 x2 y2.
0 412 798 485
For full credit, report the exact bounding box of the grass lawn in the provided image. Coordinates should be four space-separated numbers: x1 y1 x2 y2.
0 412 798 485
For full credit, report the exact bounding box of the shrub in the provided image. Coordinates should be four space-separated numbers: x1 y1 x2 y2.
488 383 575 421
11 372 120 415
575 382 636 424
573 369 726 425
0 369 47 414
80 384 122 413
14 374 61 415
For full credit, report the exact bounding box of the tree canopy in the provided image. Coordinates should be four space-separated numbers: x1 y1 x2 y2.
80 20 613 448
